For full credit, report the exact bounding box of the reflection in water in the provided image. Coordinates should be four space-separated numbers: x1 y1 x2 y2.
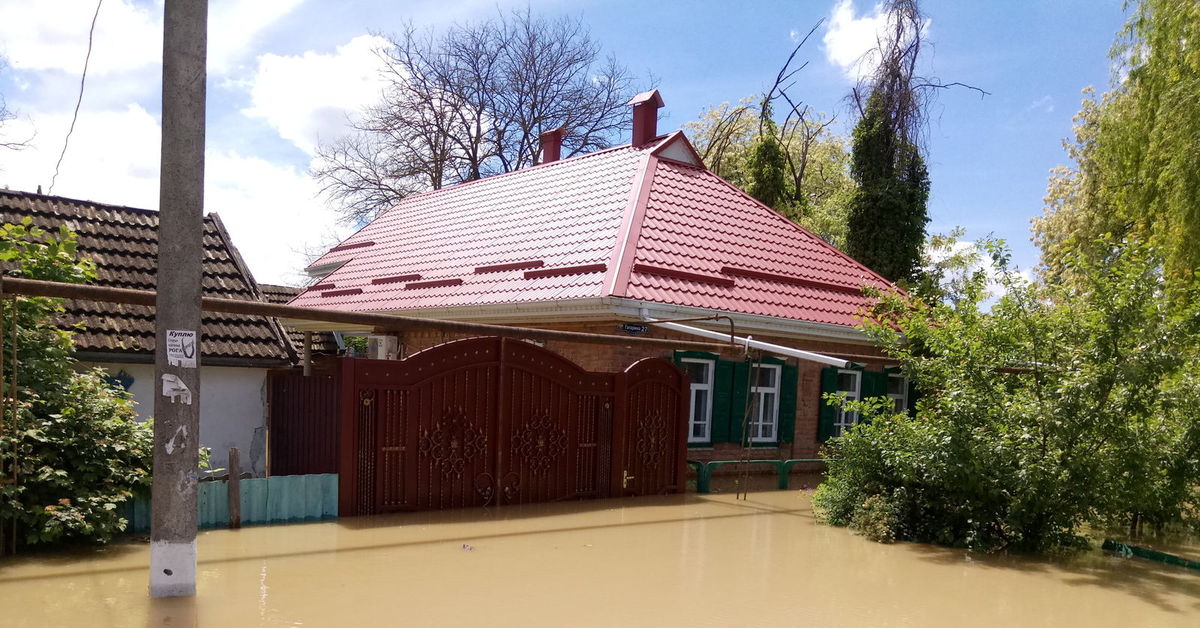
1 491 1198 627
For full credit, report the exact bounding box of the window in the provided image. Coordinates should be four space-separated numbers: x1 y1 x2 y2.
887 374 909 413
673 351 798 447
833 369 861 437
680 358 714 443
748 363 781 443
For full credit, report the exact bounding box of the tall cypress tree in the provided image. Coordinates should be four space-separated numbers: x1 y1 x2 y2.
845 93 930 282
843 0 932 283
746 107 789 210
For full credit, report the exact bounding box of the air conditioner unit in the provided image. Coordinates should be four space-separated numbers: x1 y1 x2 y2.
366 335 399 360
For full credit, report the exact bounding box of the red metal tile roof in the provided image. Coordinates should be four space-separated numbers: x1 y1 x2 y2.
290 134 897 329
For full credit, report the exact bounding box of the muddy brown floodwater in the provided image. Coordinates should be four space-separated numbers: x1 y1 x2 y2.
1 491 1198 627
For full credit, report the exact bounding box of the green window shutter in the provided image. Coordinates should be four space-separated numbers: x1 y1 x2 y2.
860 371 886 424
711 359 734 443
862 370 887 399
729 360 750 445
778 362 799 443
817 366 838 442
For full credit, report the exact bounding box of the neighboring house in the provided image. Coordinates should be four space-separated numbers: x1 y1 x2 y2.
0 189 298 476
259 283 341 356
286 90 912 467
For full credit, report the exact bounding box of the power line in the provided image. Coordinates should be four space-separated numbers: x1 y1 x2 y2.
48 0 104 195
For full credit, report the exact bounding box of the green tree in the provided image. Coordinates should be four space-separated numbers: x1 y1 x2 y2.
845 92 930 282
813 239 1200 552
1035 0 1200 290
0 220 152 545
686 97 858 248
746 115 788 209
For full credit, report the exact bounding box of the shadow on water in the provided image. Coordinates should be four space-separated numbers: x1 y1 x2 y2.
902 536 1200 615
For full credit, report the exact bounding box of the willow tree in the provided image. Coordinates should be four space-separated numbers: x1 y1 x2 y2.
1035 0 1200 290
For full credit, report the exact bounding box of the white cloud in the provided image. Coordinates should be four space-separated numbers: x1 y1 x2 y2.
208 0 305 75
822 0 930 82
1026 95 1055 114
241 34 390 156
823 0 887 81
0 0 160 77
206 150 347 285
925 238 1034 301
0 104 161 206
0 0 302 78
0 105 346 285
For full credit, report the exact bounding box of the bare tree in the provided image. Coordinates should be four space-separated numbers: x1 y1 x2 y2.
313 10 639 224
0 59 31 153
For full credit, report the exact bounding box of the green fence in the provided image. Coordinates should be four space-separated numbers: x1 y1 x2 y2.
123 473 338 533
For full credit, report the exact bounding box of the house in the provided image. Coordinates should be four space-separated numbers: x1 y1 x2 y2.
0 189 299 476
285 90 910 474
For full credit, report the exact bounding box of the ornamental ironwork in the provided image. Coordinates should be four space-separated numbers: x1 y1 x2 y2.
636 413 668 469
512 412 568 475
419 406 487 477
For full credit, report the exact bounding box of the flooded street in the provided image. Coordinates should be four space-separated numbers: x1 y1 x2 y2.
1 491 1198 627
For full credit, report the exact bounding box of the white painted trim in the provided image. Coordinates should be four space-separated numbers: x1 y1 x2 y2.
679 357 715 443
281 296 872 347
149 540 197 597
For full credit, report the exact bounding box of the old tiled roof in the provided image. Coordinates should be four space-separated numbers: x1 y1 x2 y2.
289 132 897 329
259 284 340 355
0 189 296 365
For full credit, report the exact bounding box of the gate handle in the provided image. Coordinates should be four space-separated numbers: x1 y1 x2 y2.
622 470 635 489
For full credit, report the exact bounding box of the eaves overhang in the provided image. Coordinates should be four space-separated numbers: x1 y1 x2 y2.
281 296 872 345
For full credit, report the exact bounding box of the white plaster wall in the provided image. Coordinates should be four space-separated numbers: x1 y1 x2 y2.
86 362 268 477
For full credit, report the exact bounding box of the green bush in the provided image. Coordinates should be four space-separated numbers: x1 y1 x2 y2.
815 240 1200 552
0 221 152 545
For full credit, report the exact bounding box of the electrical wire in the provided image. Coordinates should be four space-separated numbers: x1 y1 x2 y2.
48 0 104 195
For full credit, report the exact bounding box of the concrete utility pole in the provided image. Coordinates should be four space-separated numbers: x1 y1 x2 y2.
149 0 207 598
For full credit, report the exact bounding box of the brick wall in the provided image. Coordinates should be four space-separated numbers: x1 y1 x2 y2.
389 320 892 470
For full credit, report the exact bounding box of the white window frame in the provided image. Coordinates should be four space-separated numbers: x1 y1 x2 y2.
749 363 782 444
833 369 862 438
888 374 909 413
680 358 715 443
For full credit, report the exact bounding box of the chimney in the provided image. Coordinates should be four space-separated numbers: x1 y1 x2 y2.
628 89 664 147
539 127 566 164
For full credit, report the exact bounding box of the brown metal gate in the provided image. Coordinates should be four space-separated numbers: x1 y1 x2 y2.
267 372 338 476
337 337 686 516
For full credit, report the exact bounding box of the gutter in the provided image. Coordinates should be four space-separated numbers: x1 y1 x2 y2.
644 316 853 368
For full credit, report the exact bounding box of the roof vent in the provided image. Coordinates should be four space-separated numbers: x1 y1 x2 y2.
539 127 566 164
629 89 664 147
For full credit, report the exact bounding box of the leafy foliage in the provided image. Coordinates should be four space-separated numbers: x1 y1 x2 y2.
844 92 930 283
814 240 1200 552
0 221 152 545
685 97 857 248
1035 1 1200 291
745 116 788 209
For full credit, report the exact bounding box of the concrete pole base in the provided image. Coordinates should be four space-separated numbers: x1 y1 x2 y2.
149 540 197 598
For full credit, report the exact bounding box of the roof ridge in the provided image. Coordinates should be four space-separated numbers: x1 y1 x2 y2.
0 188 162 217
654 161 899 291
381 142 647 206
307 139 670 272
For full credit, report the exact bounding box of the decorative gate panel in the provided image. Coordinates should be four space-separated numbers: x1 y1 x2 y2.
614 358 688 497
338 337 681 516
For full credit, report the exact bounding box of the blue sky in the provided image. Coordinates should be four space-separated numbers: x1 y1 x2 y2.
0 0 1126 284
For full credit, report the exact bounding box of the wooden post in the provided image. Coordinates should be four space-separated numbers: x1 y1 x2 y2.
302 331 312 376
227 447 241 529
